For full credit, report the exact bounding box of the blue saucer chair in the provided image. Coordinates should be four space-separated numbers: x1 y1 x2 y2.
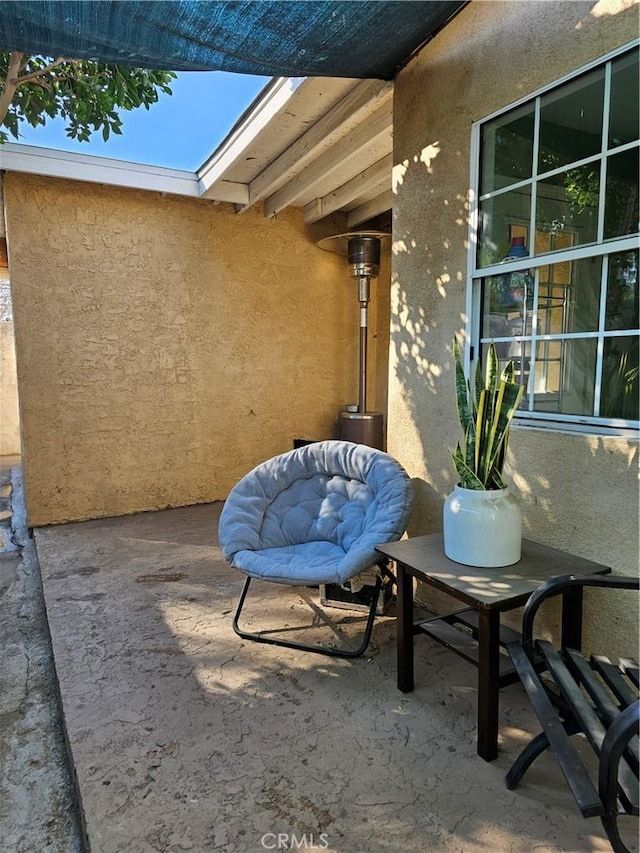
218 440 413 657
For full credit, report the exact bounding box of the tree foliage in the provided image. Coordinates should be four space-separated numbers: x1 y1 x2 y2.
0 51 176 144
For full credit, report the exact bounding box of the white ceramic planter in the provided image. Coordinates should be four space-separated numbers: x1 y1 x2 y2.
443 485 522 567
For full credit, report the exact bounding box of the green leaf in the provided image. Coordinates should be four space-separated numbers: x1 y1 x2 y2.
453 336 471 434
0 51 176 145
451 446 485 490
450 335 524 490
485 342 498 391
485 380 524 479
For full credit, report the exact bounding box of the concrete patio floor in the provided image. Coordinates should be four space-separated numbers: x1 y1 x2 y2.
30 502 636 853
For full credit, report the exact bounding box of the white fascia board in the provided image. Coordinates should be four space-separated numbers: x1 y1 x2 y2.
197 76 306 197
0 142 201 197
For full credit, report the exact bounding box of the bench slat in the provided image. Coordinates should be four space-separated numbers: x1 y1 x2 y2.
539 642 639 814
619 658 639 690
565 648 640 785
565 649 623 725
591 654 639 707
538 641 608 752
507 640 602 817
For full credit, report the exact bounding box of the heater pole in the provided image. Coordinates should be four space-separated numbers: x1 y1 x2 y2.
358 274 370 413
316 231 389 448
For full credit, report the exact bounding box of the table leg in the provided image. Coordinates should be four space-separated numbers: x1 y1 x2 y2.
561 586 584 651
477 608 500 761
396 562 414 693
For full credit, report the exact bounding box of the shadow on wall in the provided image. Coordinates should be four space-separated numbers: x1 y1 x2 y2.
508 431 639 556
389 140 471 532
387 0 640 540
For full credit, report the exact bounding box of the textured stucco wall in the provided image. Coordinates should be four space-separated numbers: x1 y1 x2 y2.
0 271 21 457
4 173 390 526
391 0 639 657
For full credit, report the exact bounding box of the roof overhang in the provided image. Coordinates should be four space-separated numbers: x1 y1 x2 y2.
1 73 396 227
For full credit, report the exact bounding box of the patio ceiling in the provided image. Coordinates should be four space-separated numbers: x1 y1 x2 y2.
198 75 395 227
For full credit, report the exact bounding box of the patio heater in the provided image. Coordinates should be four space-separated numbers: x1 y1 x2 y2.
317 231 391 450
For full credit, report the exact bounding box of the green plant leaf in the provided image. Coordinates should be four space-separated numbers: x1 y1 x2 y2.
474 357 483 410
485 342 498 392
474 389 487 479
451 445 485 490
453 336 471 433
485 380 524 481
450 335 524 490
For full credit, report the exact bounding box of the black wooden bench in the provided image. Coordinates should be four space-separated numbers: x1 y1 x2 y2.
505 574 639 853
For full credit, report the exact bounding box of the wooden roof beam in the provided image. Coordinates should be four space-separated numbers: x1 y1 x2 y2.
347 190 394 228
263 103 392 218
303 153 392 224
241 78 392 211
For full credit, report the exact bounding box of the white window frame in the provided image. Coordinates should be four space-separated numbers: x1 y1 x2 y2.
466 40 640 438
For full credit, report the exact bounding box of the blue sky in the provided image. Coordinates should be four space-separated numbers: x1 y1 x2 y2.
15 71 271 171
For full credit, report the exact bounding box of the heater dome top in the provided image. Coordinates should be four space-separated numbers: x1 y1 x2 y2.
316 231 391 256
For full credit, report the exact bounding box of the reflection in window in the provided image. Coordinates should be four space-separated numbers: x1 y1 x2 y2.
538 68 604 173
604 149 639 239
606 250 639 332
601 335 639 420
481 104 535 194
535 338 597 417
536 165 599 248
609 51 639 149
478 187 531 267
480 248 639 422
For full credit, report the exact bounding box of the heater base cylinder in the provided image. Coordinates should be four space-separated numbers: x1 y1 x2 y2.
341 411 384 450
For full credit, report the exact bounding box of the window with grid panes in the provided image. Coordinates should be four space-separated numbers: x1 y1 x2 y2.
471 45 639 433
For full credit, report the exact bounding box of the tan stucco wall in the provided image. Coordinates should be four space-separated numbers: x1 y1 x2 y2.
4 173 390 526
0 272 21 457
391 0 639 657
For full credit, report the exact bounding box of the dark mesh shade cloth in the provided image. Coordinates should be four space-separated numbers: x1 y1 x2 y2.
0 1 465 79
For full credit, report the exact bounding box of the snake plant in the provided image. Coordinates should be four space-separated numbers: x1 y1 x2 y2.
451 336 524 490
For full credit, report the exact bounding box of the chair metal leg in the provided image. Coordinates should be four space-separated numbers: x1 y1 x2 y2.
232 570 387 658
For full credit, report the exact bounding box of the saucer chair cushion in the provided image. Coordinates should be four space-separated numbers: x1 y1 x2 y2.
218 440 413 586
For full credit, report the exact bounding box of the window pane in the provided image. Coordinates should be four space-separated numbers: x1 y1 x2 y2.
540 255 602 334
481 272 534 344
476 51 640 428
606 249 639 331
604 148 639 239
601 335 639 420
481 104 535 193
532 339 564 410
536 164 599 248
477 186 531 267
609 50 639 149
538 68 604 173
533 338 596 416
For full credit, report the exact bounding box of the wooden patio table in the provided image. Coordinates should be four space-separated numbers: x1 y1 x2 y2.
375 533 610 762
